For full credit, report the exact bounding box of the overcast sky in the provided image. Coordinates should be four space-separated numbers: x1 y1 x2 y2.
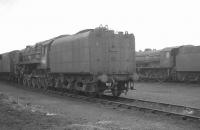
0 0 200 53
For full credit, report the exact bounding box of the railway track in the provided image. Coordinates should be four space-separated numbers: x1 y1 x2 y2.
36 90 200 122
102 95 200 120
4 81 200 122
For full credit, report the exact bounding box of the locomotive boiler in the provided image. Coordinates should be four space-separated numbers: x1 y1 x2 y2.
1 26 135 97
136 45 200 82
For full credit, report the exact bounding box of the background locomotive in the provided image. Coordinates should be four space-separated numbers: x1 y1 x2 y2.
136 45 200 82
0 26 136 97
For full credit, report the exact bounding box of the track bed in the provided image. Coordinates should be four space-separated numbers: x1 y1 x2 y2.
122 82 200 109
0 81 200 130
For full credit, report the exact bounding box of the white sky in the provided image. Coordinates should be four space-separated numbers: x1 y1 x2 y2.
0 0 200 53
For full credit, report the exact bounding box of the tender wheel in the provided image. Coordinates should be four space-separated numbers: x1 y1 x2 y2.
157 78 166 83
88 92 98 97
111 89 121 97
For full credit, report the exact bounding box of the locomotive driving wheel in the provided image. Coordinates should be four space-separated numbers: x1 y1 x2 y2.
31 78 36 88
40 78 45 89
23 78 27 86
43 78 48 90
37 78 42 88
27 79 31 88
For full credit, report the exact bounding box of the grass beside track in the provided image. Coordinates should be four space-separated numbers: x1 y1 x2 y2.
0 92 71 130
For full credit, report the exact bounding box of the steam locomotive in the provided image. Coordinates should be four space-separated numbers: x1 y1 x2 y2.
0 26 136 97
136 45 200 82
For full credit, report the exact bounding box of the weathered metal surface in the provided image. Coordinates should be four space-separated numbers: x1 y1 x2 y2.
159 46 183 68
136 50 160 67
49 27 135 75
20 44 43 64
136 46 182 68
0 56 2 72
50 32 90 73
18 38 54 70
9 51 20 73
0 51 20 73
176 46 200 71
0 52 11 72
160 50 173 68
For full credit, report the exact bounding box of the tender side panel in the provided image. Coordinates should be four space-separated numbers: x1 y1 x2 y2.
89 30 107 74
176 53 200 71
90 30 135 75
108 32 122 74
119 34 135 74
50 32 90 73
106 31 135 74
176 46 200 71
1 53 11 72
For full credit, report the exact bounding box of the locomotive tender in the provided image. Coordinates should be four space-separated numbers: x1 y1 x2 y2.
0 26 136 97
136 45 200 82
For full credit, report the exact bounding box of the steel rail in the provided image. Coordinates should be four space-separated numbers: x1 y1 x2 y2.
44 89 200 122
